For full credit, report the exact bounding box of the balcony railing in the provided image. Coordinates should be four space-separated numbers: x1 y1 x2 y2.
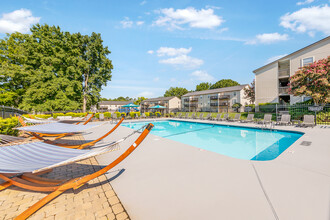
279 86 289 95
210 103 218 106
278 68 290 78
210 96 218 100
219 102 228 106
183 98 189 102
190 98 199 102
218 95 230 100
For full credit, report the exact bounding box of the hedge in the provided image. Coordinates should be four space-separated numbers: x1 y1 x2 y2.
0 117 19 136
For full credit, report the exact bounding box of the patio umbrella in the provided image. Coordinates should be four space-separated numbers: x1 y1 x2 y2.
122 103 140 114
149 105 166 109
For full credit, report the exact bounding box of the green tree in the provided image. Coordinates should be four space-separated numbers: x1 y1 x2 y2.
134 97 146 105
0 24 113 112
210 79 240 89
243 80 255 104
164 87 188 98
0 88 18 106
289 56 330 104
196 82 211 91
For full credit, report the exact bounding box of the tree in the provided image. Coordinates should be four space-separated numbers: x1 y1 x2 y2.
244 80 255 104
210 79 239 89
134 97 146 105
0 88 18 106
164 87 188 98
76 32 113 112
0 24 113 112
196 82 211 91
289 56 330 104
232 103 242 112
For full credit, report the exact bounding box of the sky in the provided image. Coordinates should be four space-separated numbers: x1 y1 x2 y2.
0 0 330 99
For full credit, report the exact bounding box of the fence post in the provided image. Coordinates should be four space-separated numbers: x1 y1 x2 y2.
1 105 4 118
275 104 278 122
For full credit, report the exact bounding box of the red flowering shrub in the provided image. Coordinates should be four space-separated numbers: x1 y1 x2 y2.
289 56 330 104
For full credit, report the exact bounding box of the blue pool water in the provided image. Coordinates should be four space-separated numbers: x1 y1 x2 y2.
122 120 303 161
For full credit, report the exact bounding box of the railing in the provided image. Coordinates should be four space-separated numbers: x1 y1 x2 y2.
279 86 289 95
219 102 228 106
210 96 218 100
278 68 290 78
0 106 29 118
210 103 218 106
218 95 230 100
190 98 199 102
183 98 189 102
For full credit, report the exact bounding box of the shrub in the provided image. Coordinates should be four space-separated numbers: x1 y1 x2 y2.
0 117 19 136
145 112 150 117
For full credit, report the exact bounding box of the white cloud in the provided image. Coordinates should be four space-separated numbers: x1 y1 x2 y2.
0 9 40 34
147 50 154 54
120 17 133 28
265 54 288 64
156 47 192 57
138 91 153 97
191 70 216 82
159 55 204 69
153 7 224 30
136 21 144 26
297 0 314 6
140 0 147 5
280 5 330 35
246 33 289 44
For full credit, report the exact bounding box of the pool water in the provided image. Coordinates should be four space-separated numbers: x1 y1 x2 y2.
122 120 303 161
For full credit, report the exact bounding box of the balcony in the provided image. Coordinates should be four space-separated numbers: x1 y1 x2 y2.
279 86 289 95
183 98 189 102
184 103 198 107
210 103 218 107
218 95 230 100
219 102 228 106
210 96 218 100
190 98 199 102
278 68 290 78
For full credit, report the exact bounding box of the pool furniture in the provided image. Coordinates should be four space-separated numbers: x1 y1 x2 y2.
300 115 315 127
219 113 228 121
212 113 222 121
0 123 154 219
276 114 291 125
240 114 254 123
228 114 241 122
99 113 105 121
141 113 147 119
0 134 26 146
203 113 211 120
257 114 272 125
181 113 189 119
189 112 196 119
198 113 204 120
174 113 181 118
16 117 125 149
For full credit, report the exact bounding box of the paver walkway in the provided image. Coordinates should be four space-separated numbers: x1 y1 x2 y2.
0 134 130 220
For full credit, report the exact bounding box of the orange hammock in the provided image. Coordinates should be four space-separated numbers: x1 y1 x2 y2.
17 116 125 149
17 114 94 139
0 123 154 220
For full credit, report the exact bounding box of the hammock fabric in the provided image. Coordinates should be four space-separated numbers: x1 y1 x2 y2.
16 122 99 134
0 123 154 220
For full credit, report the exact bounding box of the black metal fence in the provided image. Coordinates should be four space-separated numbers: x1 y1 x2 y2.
257 104 330 125
0 106 29 119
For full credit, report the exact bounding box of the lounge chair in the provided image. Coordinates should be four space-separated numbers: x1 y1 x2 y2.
198 113 204 120
300 115 315 127
219 113 228 121
177 113 182 118
0 123 154 219
212 114 222 121
257 114 272 125
0 134 26 145
16 117 125 149
22 116 57 124
189 113 196 119
99 113 105 121
203 113 211 120
181 113 188 119
276 114 291 125
228 114 241 122
141 113 147 119
240 114 254 123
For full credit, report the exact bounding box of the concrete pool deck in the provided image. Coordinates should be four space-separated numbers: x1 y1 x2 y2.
86 119 330 220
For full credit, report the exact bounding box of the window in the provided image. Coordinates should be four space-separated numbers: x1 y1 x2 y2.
208 95 210 98
200 96 202 99
233 92 236 96
232 99 237 104
302 57 313 66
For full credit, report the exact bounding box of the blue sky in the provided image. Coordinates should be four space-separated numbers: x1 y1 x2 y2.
1 0 329 99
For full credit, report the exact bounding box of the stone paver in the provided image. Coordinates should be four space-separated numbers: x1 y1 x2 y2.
0 132 130 220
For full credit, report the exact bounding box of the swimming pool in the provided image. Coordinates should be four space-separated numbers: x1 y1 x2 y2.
122 120 303 161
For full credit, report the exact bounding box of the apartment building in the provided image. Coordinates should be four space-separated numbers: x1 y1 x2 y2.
253 36 330 105
181 85 249 112
97 101 131 112
141 96 181 113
